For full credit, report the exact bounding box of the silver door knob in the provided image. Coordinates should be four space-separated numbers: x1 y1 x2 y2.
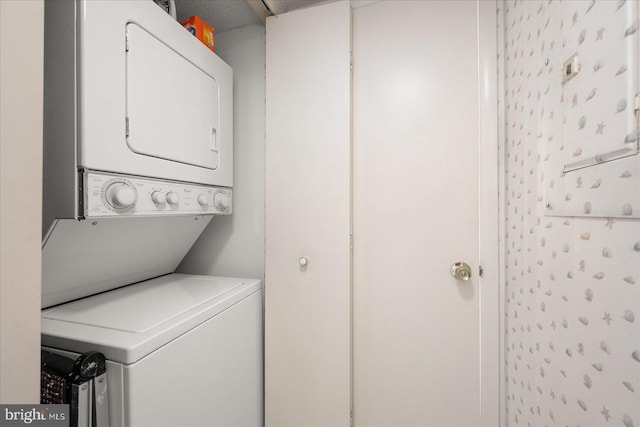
298 256 309 267
451 262 472 281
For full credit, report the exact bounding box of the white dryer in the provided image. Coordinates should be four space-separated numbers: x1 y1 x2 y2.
41 2 262 426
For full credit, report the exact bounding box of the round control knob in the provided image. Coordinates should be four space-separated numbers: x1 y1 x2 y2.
151 191 166 205
214 191 230 211
105 183 136 209
166 192 179 205
197 194 209 207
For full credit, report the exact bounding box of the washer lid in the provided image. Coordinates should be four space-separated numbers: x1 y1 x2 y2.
41 274 261 364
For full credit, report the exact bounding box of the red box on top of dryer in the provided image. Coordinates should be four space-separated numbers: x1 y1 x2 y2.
181 15 215 52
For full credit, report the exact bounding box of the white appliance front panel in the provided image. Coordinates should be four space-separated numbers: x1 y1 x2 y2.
78 0 232 187
125 290 263 427
126 24 219 171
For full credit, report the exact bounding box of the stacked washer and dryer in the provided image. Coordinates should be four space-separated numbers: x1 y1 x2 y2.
41 1 262 426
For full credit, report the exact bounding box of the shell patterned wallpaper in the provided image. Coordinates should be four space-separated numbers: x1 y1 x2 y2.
502 0 640 426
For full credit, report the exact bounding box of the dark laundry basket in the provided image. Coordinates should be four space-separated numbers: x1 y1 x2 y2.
41 350 110 427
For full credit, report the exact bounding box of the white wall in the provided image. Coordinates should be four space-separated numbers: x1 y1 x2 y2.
179 24 266 280
0 0 44 403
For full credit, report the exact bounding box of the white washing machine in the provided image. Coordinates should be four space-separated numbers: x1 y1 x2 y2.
42 274 263 427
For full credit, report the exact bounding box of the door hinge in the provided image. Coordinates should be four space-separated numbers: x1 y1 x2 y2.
350 410 354 427
125 117 130 138
125 33 130 52
479 265 484 278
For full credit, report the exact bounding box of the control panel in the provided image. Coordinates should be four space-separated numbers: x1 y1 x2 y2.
82 171 232 217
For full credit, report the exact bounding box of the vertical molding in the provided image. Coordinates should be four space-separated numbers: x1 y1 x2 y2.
495 1 507 426
0 0 44 403
478 0 501 425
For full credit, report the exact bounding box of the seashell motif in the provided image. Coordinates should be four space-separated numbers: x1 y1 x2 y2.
622 204 633 216
565 193 572 201
584 202 592 214
632 351 640 363
541 302 546 311
617 99 627 113
537 323 544 330
634 241 640 251
601 341 610 354
540 367 545 377
584 374 592 389
624 276 636 284
563 244 570 253
567 271 574 279
562 318 569 328
578 399 587 411
549 342 555 351
579 316 589 325
593 59 605 72
578 116 586 129
586 88 597 101
591 180 601 189
625 21 638 37
621 170 632 178
616 65 627 76
561 393 567 403
603 312 613 324
592 363 604 372
602 247 612 258
578 30 586 44
593 272 605 279
623 309 635 323
562 295 569 302
585 289 593 301
577 176 583 188
622 381 634 392
625 132 638 143
578 343 585 354
581 233 591 240
622 414 634 427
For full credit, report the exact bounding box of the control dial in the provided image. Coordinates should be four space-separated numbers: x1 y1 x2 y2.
197 194 209 207
105 182 137 209
166 192 180 206
151 191 166 205
214 191 230 211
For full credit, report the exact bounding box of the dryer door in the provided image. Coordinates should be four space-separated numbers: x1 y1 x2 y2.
75 1 232 187
126 24 219 171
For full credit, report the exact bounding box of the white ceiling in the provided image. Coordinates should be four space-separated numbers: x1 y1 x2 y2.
174 0 332 34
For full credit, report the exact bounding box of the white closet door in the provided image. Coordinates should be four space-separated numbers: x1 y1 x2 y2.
265 2 352 426
353 1 483 426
